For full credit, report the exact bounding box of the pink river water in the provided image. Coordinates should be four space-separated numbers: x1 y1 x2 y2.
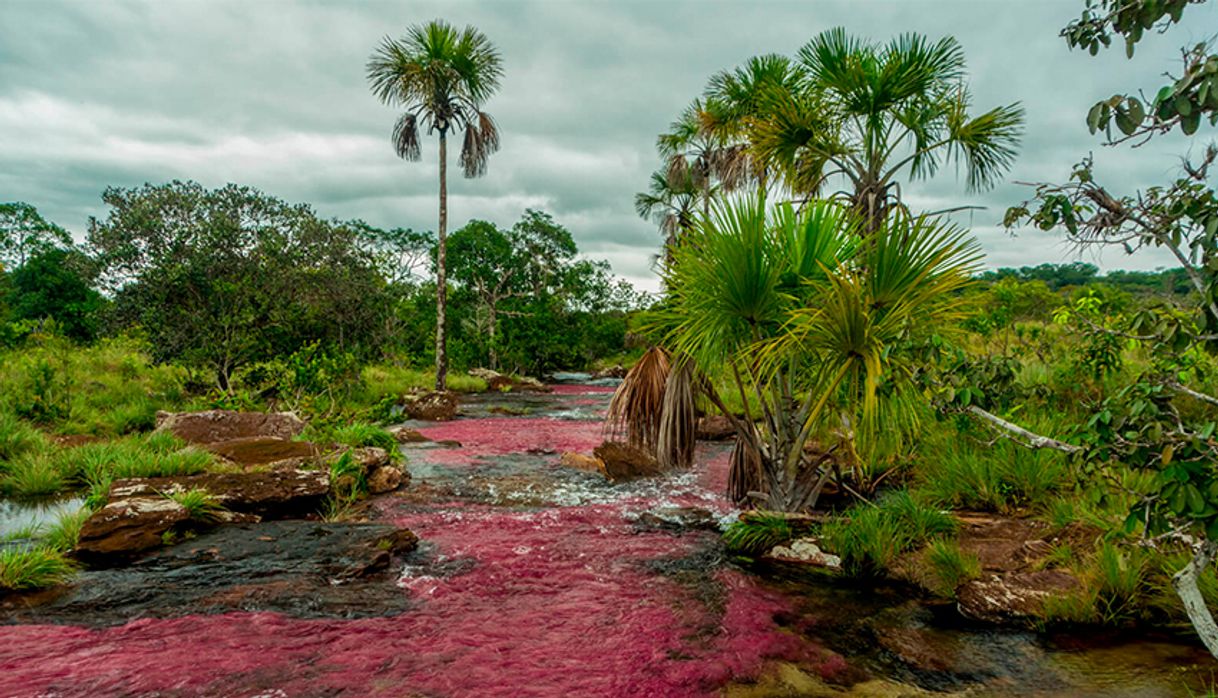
0 385 847 697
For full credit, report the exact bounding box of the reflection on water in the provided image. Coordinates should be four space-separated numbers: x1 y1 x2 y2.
0 496 85 538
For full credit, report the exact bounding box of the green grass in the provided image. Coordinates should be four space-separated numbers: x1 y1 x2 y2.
166 488 225 522
328 451 366 498
723 512 794 555
0 544 77 591
305 421 401 460
821 491 956 575
42 507 90 552
359 365 487 399
926 539 982 598
1 455 68 497
914 430 1068 512
0 410 49 462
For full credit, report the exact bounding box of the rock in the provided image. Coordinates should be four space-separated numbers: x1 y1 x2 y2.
339 447 391 473
401 390 459 421
634 507 719 532
559 451 607 477
765 538 842 570
470 368 550 393
155 409 306 445
108 469 330 519
590 365 627 380
205 437 324 468
956 570 1081 624
388 426 430 443
695 414 736 441
76 497 191 561
592 441 664 481
332 527 420 579
366 466 404 494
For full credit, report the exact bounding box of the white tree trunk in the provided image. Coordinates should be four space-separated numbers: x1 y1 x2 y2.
1173 539 1218 659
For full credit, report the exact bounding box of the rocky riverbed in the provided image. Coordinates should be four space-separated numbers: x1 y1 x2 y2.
0 380 1215 696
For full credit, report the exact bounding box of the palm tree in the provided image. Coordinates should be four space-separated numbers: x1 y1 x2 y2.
367 20 503 390
752 28 1024 233
644 196 980 511
634 164 706 273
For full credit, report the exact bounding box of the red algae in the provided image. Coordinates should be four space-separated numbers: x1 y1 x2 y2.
0 391 830 698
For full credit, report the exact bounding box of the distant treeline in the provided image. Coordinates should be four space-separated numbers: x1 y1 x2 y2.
979 262 1189 295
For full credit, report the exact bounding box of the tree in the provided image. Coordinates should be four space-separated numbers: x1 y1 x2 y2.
634 166 703 271
9 247 104 342
1001 0 1218 656
752 28 1025 232
0 203 71 271
367 20 504 391
88 181 393 389
633 197 979 511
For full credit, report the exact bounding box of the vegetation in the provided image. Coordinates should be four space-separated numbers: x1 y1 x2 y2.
0 545 77 592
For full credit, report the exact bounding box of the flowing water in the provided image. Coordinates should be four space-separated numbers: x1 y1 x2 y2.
0 382 1215 696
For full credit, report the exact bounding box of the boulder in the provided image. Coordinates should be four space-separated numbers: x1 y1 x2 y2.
593 441 664 482
401 390 459 421
695 415 736 441
559 451 607 477
470 368 549 393
956 570 1081 624
76 497 191 561
591 365 627 380
205 437 324 468
366 466 405 494
108 469 330 519
155 410 306 445
765 538 842 570
344 447 391 473
388 426 430 443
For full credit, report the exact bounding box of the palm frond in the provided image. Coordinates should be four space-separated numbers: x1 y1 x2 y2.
392 112 422 161
605 346 671 452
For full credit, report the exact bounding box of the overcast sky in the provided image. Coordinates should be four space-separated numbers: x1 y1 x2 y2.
2 0 1215 290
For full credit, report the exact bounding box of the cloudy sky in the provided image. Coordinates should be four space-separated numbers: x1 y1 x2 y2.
2 0 1214 290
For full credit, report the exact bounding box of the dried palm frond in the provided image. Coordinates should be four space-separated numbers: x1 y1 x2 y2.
605 346 671 452
727 436 762 506
657 358 696 469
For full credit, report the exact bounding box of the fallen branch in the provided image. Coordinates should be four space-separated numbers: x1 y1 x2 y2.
1173 539 1218 659
966 405 1082 454
1169 381 1218 408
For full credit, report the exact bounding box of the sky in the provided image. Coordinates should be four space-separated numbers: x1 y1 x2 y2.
1 0 1215 291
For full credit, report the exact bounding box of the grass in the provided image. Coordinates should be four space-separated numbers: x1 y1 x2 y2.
328 451 366 498
166 488 225 522
304 421 401 461
914 430 1068 512
0 410 49 462
359 364 487 399
0 544 77 591
821 491 956 575
926 540 982 598
42 507 90 552
1 455 68 497
723 512 794 555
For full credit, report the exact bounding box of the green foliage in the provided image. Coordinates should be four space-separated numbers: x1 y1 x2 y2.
722 512 794 555
329 451 366 499
926 539 982 597
821 491 956 575
9 247 105 342
915 430 1068 511
0 410 49 462
0 544 77 591
42 507 89 552
1 455 67 498
0 202 71 271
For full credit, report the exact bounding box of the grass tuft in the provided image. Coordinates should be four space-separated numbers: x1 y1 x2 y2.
0 545 77 591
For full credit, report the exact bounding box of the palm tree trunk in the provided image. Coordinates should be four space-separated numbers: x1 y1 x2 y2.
435 130 449 391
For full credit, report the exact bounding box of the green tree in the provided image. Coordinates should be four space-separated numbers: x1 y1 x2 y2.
752 28 1025 232
0 203 71 271
635 166 703 271
9 248 104 342
88 181 393 390
641 197 979 511
367 20 504 391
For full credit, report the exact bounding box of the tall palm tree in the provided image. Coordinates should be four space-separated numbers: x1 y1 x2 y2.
634 164 706 273
753 28 1024 233
367 20 503 390
656 100 739 219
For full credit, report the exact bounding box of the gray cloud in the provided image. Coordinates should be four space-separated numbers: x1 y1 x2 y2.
2 0 1215 290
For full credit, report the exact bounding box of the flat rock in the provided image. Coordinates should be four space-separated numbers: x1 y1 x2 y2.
155 409 306 445
559 451 607 477
593 441 664 482
76 497 191 561
389 426 430 443
205 437 324 467
956 570 1081 624
108 469 330 519
4 522 421 625
401 390 459 421
766 538 842 570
